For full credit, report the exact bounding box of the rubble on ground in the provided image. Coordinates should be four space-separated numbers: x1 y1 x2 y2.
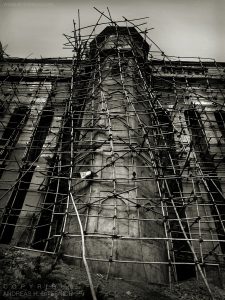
0 247 224 299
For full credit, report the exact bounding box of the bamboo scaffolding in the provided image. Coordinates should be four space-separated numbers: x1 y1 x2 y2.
1 9 225 299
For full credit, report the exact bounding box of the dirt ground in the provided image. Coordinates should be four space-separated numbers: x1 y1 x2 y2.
0 246 224 300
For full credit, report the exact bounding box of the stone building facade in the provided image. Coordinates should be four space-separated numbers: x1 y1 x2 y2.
0 26 225 286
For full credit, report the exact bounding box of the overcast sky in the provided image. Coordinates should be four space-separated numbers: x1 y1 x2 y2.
0 0 225 60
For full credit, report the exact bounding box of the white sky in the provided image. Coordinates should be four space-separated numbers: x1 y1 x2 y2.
0 0 225 60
